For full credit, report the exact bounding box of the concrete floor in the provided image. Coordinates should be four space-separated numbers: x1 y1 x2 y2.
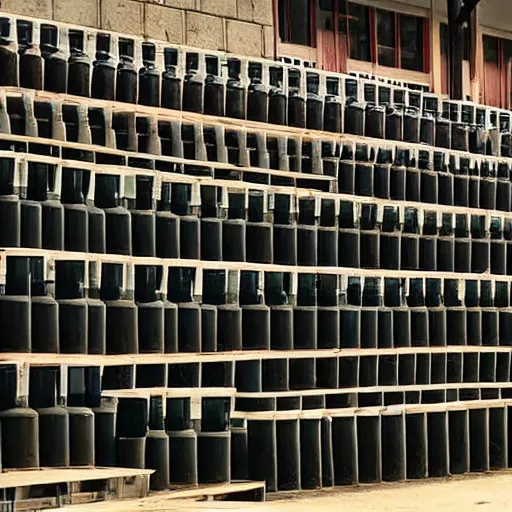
64 471 512 511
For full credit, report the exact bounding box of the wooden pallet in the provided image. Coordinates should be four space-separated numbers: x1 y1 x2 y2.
58 481 266 511
0 467 153 511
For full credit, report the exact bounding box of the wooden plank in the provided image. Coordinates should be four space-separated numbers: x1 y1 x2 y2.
165 481 265 500
232 399 511 421
0 344 509 367
0 468 153 489
0 345 509 367
2 245 512 283
2 87 510 169
4 145 512 221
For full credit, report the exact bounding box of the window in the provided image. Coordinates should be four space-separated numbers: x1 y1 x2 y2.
482 34 512 108
377 9 395 67
483 35 499 64
400 14 423 71
348 3 371 62
345 3 428 72
278 0 313 46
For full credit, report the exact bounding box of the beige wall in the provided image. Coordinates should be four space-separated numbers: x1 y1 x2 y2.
0 0 275 58
478 0 512 35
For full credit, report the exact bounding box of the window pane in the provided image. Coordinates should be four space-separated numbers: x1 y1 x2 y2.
319 0 333 11
278 0 288 42
348 2 370 61
338 0 347 34
483 35 499 63
377 9 396 67
289 0 311 45
440 23 449 57
400 14 424 71
318 0 334 31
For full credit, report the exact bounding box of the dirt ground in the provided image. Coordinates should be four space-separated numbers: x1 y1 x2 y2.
64 471 512 511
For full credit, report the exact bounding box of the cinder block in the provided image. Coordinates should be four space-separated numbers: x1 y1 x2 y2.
0 0 52 19
54 0 99 27
227 20 262 57
200 0 236 17
164 0 195 8
101 0 143 36
263 25 274 58
186 11 224 51
145 4 184 43
237 0 273 25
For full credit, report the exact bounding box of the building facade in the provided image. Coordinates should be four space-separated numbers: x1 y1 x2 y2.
5 0 512 106
275 0 512 108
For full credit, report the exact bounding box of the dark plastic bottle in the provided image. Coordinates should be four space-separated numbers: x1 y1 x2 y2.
95 174 131 256
247 62 268 123
273 196 297 266
268 66 287 125
365 104 385 139
386 105 403 141
135 265 164 354
67 30 90 97
306 72 323 130
288 68 305 128
183 53 204 113
226 58 246 120
102 263 138 354
17 21 43 90
139 43 160 107
204 55 225 117
25 162 64 251
0 257 31 352
0 407 40 469
116 38 137 104
41 24 67 93
0 157 21 248
68 404 95 466
404 107 420 143
161 48 182 110
146 396 170 490
131 176 156 257
30 257 59 353
93 399 117 467
61 168 89 253
324 94 342 133
56 260 87 354
30 367 69 467
156 182 179 259
91 34 116 101
0 18 19 86
345 98 364 135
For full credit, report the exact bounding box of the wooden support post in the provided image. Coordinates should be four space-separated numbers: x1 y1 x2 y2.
448 0 464 100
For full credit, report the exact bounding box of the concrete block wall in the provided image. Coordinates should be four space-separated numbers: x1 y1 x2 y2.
0 0 275 58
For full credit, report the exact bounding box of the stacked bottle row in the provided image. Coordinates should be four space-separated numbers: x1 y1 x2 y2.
8 157 512 274
0 93 336 184
233 351 512 393
7 92 512 214
98 349 512 394
5 15 512 162
339 202 512 275
9 252 512 353
246 407 509 492
0 162 334 265
236 382 508 411
339 145 512 213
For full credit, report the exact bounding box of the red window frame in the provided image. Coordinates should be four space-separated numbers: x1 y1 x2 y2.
342 2 429 74
277 0 316 47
